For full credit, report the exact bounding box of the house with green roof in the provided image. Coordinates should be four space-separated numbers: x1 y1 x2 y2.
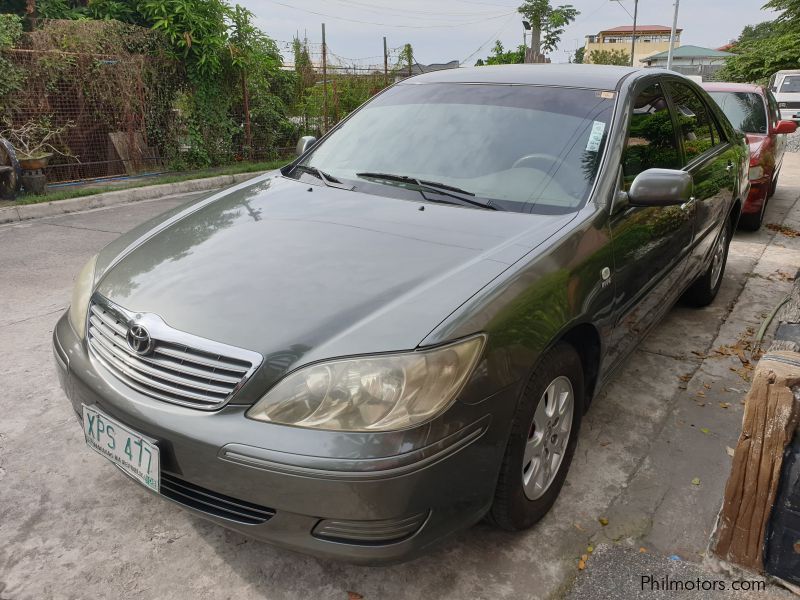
640 45 733 68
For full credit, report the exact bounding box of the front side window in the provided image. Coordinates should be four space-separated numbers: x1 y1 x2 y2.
707 91 767 134
779 75 800 93
622 83 681 188
294 83 616 214
667 81 717 163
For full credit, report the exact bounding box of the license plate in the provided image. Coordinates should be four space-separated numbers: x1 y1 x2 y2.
82 405 160 492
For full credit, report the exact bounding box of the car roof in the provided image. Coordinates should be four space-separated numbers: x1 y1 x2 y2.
702 82 764 94
402 64 641 90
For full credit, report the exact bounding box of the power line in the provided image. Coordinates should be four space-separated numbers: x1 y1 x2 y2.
317 0 509 19
454 0 520 7
264 0 516 29
459 12 520 65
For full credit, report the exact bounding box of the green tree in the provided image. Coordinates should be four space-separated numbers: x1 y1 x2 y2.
400 43 414 75
589 48 630 66
0 14 25 103
719 31 800 82
475 40 524 66
517 0 579 62
737 21 781 42
716 0 800 82
764 0 800 22
573 45 585 64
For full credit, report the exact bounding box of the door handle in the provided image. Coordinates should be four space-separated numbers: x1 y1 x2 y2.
681 196 696 211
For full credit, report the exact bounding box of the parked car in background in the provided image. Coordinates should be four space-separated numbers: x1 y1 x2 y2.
704 82 797 230
770 70 800 123
55 65 748 564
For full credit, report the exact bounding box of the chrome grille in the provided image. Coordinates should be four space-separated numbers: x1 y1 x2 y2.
87 296 260 410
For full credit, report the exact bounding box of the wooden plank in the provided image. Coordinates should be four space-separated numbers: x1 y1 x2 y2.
712 353 800 571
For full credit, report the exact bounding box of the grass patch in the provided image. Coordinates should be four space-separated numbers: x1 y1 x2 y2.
15 159 288 205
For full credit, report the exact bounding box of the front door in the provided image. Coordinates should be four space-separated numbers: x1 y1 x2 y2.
605 80 695 368
665 80 735 279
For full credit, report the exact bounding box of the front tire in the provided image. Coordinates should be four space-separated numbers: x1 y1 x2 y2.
488 343 584 531
683 219 731 307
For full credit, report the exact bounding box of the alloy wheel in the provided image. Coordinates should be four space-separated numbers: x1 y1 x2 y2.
522 375 575 500
710 226 728 289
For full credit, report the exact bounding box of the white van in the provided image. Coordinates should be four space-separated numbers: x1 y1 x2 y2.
770 69 800 122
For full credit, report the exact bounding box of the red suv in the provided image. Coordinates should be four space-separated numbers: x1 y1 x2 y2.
703 82 797 230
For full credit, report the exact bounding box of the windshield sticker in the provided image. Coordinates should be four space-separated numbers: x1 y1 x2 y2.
598 91 616 99
586 121 606 152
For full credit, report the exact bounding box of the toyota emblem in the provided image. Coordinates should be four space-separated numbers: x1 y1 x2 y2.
127 324 153 356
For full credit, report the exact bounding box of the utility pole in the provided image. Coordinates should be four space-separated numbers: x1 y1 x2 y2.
667 0 680 70
321 23 328 133
522 20 531 63
630 0 638 67
383 36 388 85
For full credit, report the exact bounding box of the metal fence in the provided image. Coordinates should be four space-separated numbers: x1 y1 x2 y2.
2 46 176 183
0 22 440 186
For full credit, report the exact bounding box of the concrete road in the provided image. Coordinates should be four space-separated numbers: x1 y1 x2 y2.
1 162 800 600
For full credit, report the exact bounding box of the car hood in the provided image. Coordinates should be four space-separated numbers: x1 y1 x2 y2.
95 174 573 387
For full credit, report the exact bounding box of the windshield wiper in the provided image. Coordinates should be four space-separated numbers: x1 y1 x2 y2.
356 172 497 211
292 165 352 189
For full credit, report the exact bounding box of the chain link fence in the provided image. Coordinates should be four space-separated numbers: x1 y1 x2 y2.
0 20 443 186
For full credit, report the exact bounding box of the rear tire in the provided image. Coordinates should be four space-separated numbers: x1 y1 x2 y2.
488 343 584 531
738 206 765 231
739 189 769 232
683 219 731 307
769 171 779 198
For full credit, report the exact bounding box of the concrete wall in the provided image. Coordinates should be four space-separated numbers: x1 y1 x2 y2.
585 40 677 66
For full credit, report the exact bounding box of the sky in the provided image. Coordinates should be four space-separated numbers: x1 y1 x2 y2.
239 0 778 68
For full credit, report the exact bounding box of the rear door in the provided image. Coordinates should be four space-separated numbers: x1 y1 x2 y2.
665 79 736 280
605 79 694 367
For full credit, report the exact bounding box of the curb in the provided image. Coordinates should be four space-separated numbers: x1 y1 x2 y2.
0 171 265 225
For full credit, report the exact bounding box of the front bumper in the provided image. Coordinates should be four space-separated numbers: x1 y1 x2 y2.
53 312 518 564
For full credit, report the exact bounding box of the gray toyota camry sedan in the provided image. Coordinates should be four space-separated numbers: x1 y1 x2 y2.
54 65 748 564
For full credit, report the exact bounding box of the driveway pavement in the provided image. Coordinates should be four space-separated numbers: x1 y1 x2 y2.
1 161 800 600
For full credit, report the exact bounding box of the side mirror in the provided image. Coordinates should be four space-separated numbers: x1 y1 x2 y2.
628 168 693 207
773 120 798 135
296 136 317 157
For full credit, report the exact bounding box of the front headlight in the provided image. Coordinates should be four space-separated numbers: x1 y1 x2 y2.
247 335 485 432
68 254 98 339
749 165 765 181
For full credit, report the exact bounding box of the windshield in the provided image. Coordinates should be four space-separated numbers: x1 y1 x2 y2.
708 91 767 134
293 83 615 214
779 76 800 94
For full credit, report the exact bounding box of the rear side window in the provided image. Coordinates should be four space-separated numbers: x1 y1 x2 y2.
622 83 681 187
707 91 767 134
667 81 718 163
779 76 800 93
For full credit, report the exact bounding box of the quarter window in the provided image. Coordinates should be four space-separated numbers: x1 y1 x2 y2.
622 83 681 187
667 81 717 163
